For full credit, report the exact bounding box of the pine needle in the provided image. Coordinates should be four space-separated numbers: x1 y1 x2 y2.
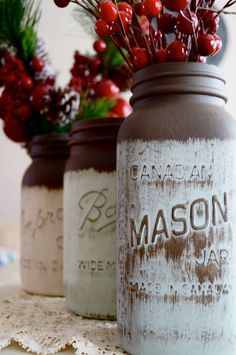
72 7 95 38
81 97 117 119
0 0 40 62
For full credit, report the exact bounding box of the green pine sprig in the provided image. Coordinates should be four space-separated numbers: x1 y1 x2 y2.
100 38 125 74
73 7 96 39
0 0 40 63
29 115 71 136
80 97 117 120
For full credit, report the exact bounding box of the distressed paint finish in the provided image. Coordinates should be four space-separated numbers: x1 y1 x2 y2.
21 186 64 296
117 139 236 355
64 169 117 319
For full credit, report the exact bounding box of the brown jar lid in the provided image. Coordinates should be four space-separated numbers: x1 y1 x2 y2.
131 62 227 105
69 118 123 146
30 133 69 159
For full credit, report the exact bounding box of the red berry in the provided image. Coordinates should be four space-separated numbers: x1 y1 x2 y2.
202 10 219 34
112 98 132 117
197 55 207 63
117 11 131 31
177 11 198 34
110 21 119 34
46 76 56 86
143 0 162 17
131 47 149 70
5 74 16 85
162 0 190 11
99 2 118 23
156 48 168 63
167 41 188 62
95 79 120 98
117 2 133 19
107 112 119 118
4 116 29 143
30 84 48 110
158 13 177 33
197 34 217 56
74 51 88 64
93 39 107 53
3 52 15 64
95 19 111 37
54 0 70 7
18 105 32 122
90 57 101 70
30 57 44 72
21 76 33 90
213 34 222 55
134 2 145 16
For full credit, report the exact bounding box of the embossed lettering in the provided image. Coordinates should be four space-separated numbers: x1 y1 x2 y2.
79 189 116 231
22 207 63 239
129 164 213 182
129 193 228 248
130 215 149 247
152 210 170 242
141 165 150 180
212 192 228 225
195 248 229 266
190 198 209 230
172 204 188 236
130 165 138 181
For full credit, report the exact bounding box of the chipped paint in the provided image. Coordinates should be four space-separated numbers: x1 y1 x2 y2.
117 139 236 355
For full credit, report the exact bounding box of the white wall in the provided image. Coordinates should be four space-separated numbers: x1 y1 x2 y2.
0 1 236 225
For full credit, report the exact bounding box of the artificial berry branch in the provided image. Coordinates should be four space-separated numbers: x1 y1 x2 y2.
69 38 132 119
54 0 236 71
0 0 80 143
0 0 132 144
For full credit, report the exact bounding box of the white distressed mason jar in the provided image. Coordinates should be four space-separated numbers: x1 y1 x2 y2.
21 134 69 296
64 118 122 319
117 63 236 355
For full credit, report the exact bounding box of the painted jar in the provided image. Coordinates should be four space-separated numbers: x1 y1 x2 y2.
64 118 122 319
21 134 69 296
117 63 236 355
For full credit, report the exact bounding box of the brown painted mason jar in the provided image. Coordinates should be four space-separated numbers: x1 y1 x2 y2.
21 133 69 296
64 118 122 319
117 63 236 355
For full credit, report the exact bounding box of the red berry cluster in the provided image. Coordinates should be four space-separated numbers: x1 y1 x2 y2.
69 40 132 118
0 51 78 142
54 0 235 71
69 49 103 95
95 0 222 69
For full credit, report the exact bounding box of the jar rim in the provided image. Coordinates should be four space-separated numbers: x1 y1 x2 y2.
133 62 225 88
131 62 227 105
70 117 123 135
31 133 69 145
69 118 123 147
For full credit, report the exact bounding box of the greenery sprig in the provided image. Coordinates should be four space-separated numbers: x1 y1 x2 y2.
0 0 79 143
0 0 40 63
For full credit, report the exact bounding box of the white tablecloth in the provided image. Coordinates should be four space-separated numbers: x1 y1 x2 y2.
0 263 125 355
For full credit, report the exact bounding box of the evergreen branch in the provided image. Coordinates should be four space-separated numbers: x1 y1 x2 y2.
0 0 40 62
73 7 95 38
80 97 117 119
101 38 125 72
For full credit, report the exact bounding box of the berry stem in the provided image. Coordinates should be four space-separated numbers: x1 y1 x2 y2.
74 0 98 18
149 24 157 53
110 36 134 70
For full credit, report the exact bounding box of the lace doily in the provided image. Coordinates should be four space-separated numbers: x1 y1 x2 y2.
0 291 126 354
